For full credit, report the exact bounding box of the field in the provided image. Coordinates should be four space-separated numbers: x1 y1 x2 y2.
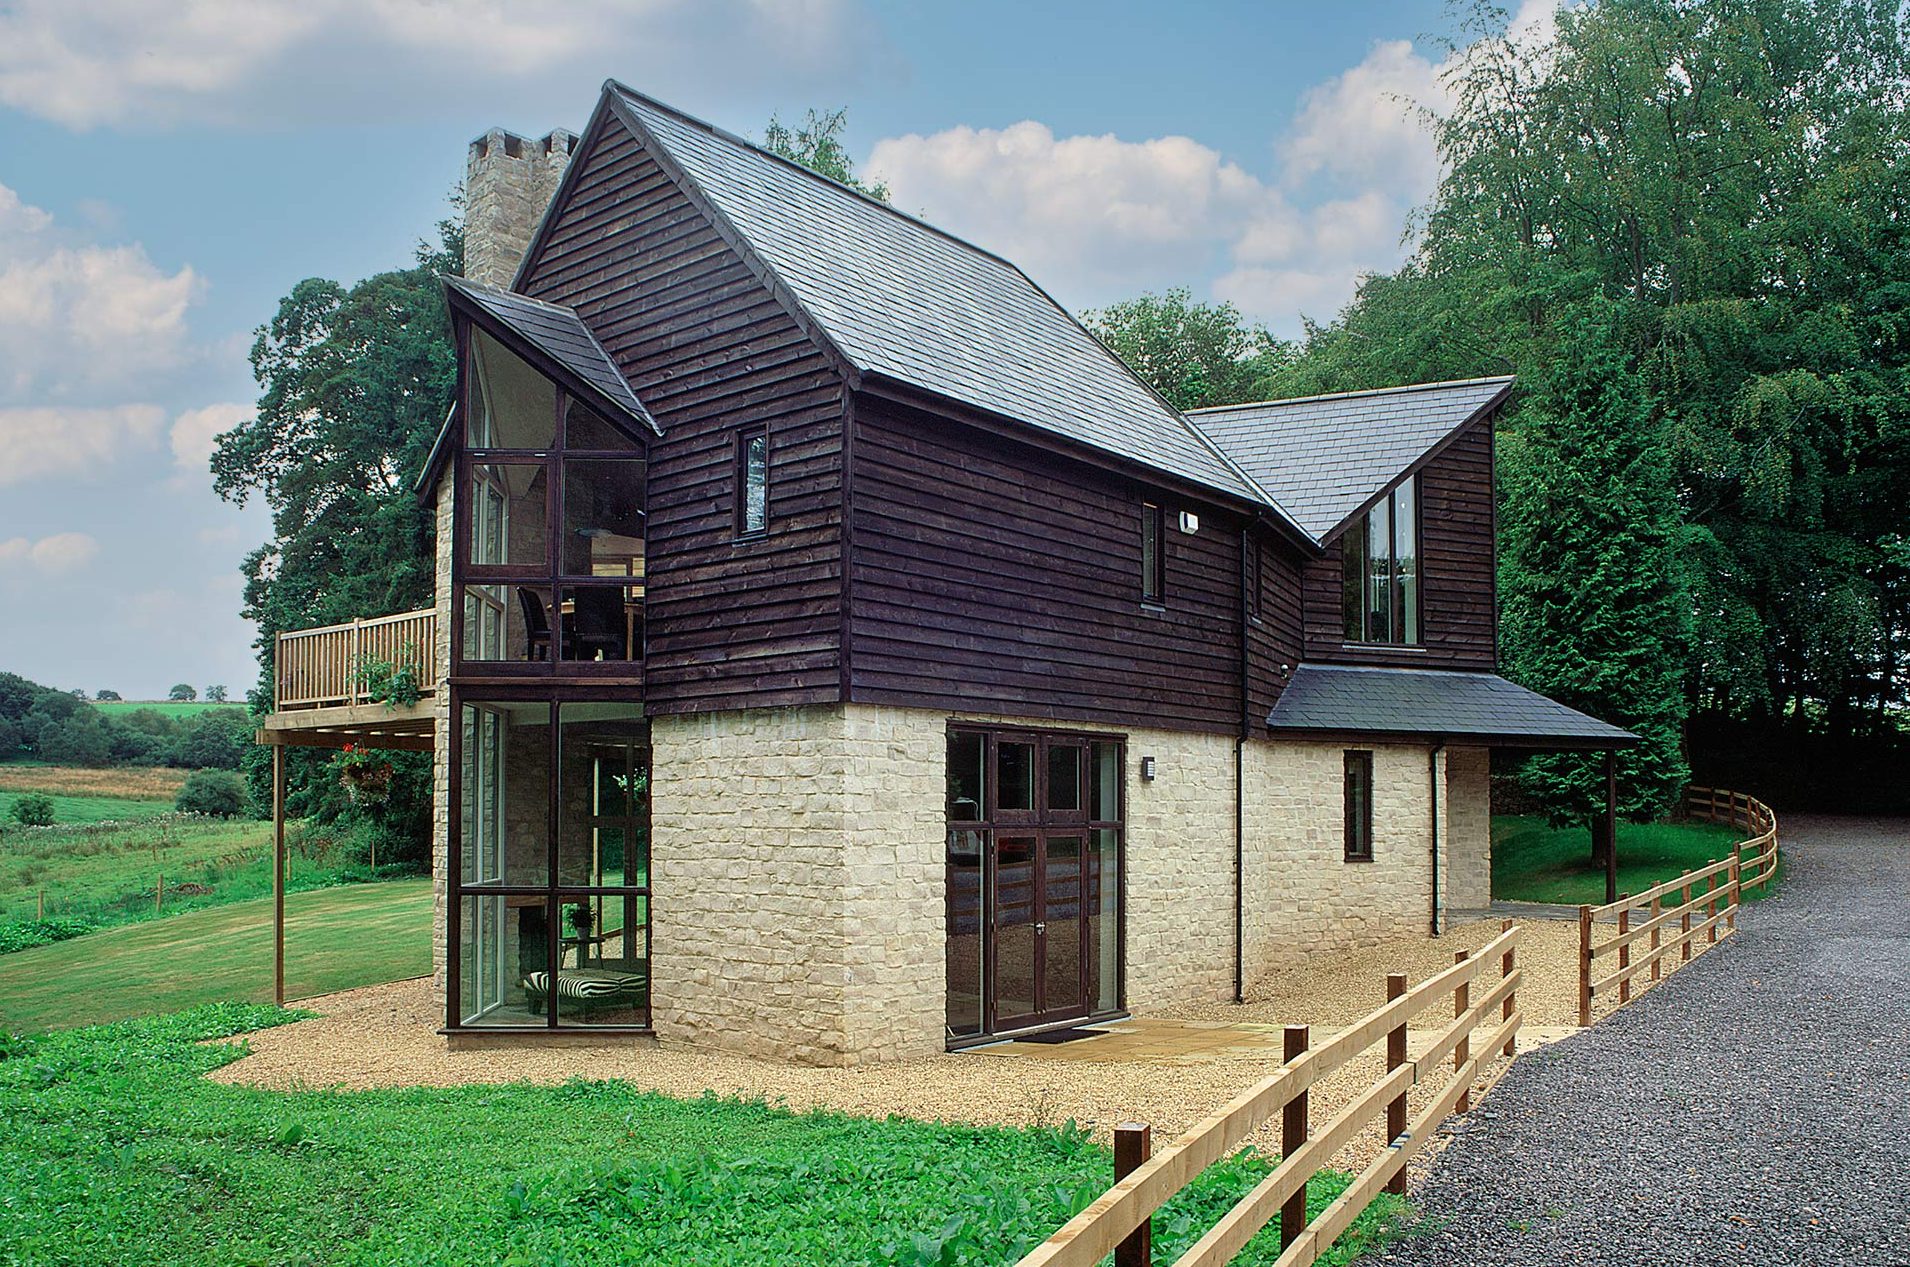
93 699 248 720
0 880 432 1031
1492 814 1759 905
0 1005 1399 1267
0 815 278 925
0 762 187 825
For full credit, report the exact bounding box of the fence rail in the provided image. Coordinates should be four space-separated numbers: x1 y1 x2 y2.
1015 924 1524 1267
275 609 437 711
1576 787 1778 1026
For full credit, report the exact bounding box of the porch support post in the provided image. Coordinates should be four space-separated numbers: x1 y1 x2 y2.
1602 748 1618 906
273 743 286 1007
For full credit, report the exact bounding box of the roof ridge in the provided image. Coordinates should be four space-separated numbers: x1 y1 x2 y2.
605 80 1028 276
1186 375 1516 415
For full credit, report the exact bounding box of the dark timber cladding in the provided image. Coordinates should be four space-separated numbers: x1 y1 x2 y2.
848 393 1254 733
515 109 846 711
1301 419 1498 669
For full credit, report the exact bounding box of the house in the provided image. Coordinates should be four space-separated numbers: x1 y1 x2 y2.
257 81 1634 1066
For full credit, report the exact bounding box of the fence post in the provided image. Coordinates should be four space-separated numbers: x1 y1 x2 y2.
1281 1025 1311 1249
1727 854 1740 932
1577 906 1593 1028
1453 952 1472 1112
1706 872 1719 945
156 875 164 914
1500 919 1517 1057
1113 1123 1152 1267
37 889 44 920
1385 973 1408 1193
1649 893 1662 984
1617 899 1631 1006
1680 871 1693 963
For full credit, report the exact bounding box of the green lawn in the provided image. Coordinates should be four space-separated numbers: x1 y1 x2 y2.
93 699 248 720
0 880 432 1031
1491 814 1764 905
0 787 172 824
0 1006 1403 1267
0 815 277 925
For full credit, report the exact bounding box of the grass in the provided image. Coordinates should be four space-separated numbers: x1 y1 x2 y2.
1491 814 1764 905
0 1006 1405 1266
93 699 247 720
0 815 276 924
0 880 432 1031
0 787 174 824
0 763 188 801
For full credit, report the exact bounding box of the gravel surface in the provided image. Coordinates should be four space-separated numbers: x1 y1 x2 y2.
210 915 1582 1171
1374 814 1910 1267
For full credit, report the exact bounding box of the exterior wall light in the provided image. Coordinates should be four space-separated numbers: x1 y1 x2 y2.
1140 755 1158 781
1178 511 1200 534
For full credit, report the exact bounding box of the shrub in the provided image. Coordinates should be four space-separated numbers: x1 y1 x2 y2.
12 793 55 827
0 916 96 956
175 771 250 818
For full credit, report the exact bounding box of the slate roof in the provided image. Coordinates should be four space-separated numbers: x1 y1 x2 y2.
445 275 659 435
606 83 1277 514
1267 665 1638 746
1190 378 1513 541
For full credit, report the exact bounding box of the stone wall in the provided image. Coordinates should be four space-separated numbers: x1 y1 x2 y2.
1442 746 1493 913
465 128 576 289
431 477 454 1017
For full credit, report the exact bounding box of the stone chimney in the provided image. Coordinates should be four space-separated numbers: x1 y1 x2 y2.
464 128 578 288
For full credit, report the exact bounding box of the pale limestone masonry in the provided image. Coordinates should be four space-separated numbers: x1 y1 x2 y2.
430 689 1492 1061
1442 746 1493 912
464 128 576 289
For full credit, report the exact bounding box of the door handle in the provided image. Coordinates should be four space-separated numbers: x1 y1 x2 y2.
1034 922 1046 934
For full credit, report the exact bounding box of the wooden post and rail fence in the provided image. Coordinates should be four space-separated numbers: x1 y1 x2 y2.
274 608 437 712
1576 786 1778 1027
1016 923 1525 1267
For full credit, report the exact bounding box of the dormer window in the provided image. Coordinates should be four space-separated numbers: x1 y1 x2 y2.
1343 477 1419 644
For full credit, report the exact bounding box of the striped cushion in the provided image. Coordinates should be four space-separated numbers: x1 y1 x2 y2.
521 969 644 1002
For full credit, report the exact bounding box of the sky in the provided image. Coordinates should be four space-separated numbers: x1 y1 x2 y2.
0 0 1553 700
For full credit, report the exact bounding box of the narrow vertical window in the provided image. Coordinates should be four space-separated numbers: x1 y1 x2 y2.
1141 501 1164 603
737 428 768 536
1342 476 1420 645
1343 750 1374 862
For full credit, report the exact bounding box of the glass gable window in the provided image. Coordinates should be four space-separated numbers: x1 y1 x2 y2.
457 321 647 668
1141 502 1164 603
737 428 768 536
1342 477 1420 644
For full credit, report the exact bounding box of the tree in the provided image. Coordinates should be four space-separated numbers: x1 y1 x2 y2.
212 220 461 866
94 689 121 701
1277 0 1910 809
1083 289 1294 410
175 770 250 818
762 108 890 202
11 793 54 827
1499 301 1692 832
205 684 228 703
168 684 197 702
167 710 248 770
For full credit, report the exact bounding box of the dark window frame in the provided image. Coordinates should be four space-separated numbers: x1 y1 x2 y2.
1343 749 1374 862
1140 501 1165 604
1245 538 1262 623
735 425 769 538
1341 475 1422 646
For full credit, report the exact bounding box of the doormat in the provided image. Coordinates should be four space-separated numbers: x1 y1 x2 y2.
1014 1027 1107 1045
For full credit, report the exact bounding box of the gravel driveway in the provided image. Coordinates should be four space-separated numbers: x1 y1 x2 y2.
1376 814 1910 1267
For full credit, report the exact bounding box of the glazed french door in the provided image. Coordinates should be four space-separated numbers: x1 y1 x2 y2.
946 728 1123 1042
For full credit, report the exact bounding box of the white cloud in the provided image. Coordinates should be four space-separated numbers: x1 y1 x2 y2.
0 404 167 485
0 181 200 402
864 4 1561 331
0 531 100 572
170 402 250 475
0 0 879 130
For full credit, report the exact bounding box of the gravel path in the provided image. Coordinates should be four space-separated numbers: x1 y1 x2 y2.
1375 814 1910 1267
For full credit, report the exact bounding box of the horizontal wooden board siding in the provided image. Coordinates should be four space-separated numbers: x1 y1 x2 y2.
1245 537 1307 724
848 394 1249 733
518 113 846 712
1301 418 1497 670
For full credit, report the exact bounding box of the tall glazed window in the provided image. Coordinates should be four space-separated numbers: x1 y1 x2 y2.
1342 476 1420 645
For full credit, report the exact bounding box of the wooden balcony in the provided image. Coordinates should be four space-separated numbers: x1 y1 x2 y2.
258 609 438 752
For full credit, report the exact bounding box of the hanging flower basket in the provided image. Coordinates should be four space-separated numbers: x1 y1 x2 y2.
336 744 394 805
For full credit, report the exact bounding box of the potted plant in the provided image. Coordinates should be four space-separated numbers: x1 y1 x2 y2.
335 744 394 805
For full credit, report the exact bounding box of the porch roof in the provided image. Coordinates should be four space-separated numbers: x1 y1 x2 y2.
1266 664 1637 749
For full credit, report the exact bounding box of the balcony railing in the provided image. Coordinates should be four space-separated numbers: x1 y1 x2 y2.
275 609 438 712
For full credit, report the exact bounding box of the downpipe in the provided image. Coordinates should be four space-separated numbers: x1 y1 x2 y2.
1430 741 1446 935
